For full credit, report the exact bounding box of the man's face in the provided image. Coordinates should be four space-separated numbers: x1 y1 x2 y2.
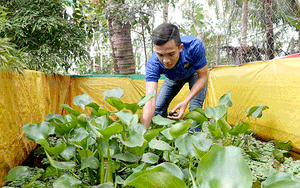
155 40 183 69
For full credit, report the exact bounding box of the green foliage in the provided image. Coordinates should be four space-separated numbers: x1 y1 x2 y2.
196 145 253 188
0 6 27 74
5 89 300 188
0 0 89 74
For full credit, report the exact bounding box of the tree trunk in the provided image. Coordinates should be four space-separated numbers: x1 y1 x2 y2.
141 20 147 69
163 1 168 23
108 1 135 75
239 0 248 64
216 35 220 66
290 39 295 54
264 0 274 60
189 12 206 49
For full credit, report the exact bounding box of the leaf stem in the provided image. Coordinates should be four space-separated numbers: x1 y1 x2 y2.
97 138 105 184
105 139 113 183
189 157 197 188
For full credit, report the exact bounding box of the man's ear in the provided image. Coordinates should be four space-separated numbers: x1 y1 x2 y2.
179 43 183 52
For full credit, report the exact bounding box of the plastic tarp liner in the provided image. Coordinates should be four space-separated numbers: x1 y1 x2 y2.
0 70 70 187
205 57 300 153
67 76 190 116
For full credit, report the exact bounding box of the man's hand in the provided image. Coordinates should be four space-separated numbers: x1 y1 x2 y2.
167 100 189 120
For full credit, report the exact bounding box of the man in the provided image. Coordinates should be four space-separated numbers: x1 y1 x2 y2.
142 23 208 129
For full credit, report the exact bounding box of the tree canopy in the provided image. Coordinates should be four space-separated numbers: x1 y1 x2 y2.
0 0 90 74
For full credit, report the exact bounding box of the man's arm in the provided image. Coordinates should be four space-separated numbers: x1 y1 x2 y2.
169 64 208 119
142 81 158 129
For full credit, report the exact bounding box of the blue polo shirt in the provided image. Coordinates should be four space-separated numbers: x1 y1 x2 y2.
146 36 207 82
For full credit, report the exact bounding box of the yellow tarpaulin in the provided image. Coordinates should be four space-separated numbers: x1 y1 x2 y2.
205 57 300 153
67 76 191 115
0 71 70 187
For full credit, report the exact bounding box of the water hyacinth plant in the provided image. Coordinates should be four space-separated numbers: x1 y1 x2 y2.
4 89 300 188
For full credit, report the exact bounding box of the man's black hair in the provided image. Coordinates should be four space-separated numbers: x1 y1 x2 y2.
152 23 181 46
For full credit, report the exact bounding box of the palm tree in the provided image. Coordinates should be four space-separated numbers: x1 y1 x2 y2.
239 0 249 64
264 0 274 60
107 0 135 75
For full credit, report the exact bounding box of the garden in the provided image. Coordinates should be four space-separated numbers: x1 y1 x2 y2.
3 88 300 188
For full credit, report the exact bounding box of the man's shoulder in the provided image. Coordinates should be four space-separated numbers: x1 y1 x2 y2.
180 36 202 44
147 52 161 68
181 36 204 52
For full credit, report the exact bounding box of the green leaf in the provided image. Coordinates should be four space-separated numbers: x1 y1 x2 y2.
228 121 250 136
60 146 76 160
144 127 167 142
46 151 76 170
208 120 223 138
100 139 121 157
98 108 110 116
219 91 232 108
86 102 101 111
149 138 173 151
142 153 159 164
95 182 114 188
124 166 186 188
112 152 141 163
4 166 29 182
53 174 82 188
137 89 156 107
95 115 109 129
175 133 213 158
160 128 174 140
102 88 124 99
124 103 141 114
44 142 67 158
246 104 269 118
128 140 148 156
23 122 54 141
163 151 189 164
120 123 146 147
185 111 208 124
45 114 65 123
63 114 77 124
196 145 252 188
120 130 144 147
193 139 213 159
261 172 300 188
205 105 226 120
132 163 149 173
274 140 292 151
105 97 124 111
73 94 93 110
152 115 176 126
191 107 205 116
115 111 133 126
44 166 56 178
80 156 100 170
169 119 193 138
53 121 76 136
78 149 95 159
69 127 90 149
60 104 80 116
98 122 123 140
154 162 185 181
217 118 232 134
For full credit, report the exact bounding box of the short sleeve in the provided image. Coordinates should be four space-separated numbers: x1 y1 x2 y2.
145 52 161 82
190 39 207 70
